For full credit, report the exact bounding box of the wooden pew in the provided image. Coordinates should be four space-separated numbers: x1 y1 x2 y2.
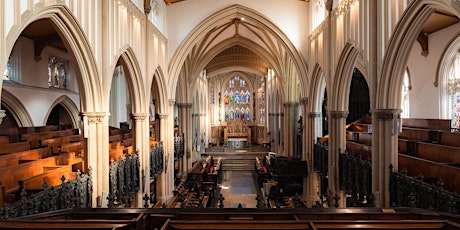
399 127 432 143
402 118 451 131
0 147 52 168
0 142 30 154
40 135 84 155
438 131 460 148
0 136 9 145
109 134 122 143
415 142 460 164
0 152 82 194
21 129 76 149
398 154 460 194
60 141 84 157
346 142 372 159
347 132 372 145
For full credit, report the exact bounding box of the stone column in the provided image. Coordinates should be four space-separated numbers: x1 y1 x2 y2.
157 112 174 204
0 110 6 125
283 102 299 158
304 111 321 207
327 110 348 208
131 113 150 207
81 112 109 207
177 103 192 178
372 109 400 208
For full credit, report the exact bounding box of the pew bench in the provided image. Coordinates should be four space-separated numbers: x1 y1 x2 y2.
0 152 83 194
399 154 460 194
60 141 84 157
20 129 77 148
0 147 52 168
0 142 31 154
402 118 451 131
0 136 9 145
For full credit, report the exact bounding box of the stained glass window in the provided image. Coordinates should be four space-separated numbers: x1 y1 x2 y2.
209 83 214 104
258 78 266 124
448 53 460 129
224 75 251 121
48 56 68 89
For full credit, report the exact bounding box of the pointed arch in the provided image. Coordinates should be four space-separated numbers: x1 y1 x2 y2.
152 66 169 113
379 0 459 109
168 4 308 101
331 43 362 111
1 89 33 127
437 31 460 118
3 4 103 113
117 48 147 113
310 63 327 113
43 95 80 128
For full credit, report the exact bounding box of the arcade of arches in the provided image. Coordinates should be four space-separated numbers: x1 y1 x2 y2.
1 0 460 213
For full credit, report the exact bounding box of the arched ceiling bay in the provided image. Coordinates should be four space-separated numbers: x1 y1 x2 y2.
183 15 293 82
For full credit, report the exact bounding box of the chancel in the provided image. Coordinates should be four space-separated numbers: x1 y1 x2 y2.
0 0 459 229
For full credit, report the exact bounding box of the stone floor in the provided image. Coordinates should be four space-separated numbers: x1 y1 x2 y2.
219 170 259 208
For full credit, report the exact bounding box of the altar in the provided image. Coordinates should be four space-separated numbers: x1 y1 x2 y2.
227 138 248 149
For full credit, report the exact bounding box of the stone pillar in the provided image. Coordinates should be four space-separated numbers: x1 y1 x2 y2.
0 110 6 125
81 112 109 207
283 102 299 158
327 110 348 208
304 111 321 207
131 113 150 207
157 112 174 204
372 109 400 208
177 103 192 177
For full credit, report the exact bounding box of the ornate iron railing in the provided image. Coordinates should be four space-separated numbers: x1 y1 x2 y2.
313 142 328 176
150 142 164 178
108 151 140 207
390 165 459 214
174 134 184 158
0 170 92 219
339 152 373 207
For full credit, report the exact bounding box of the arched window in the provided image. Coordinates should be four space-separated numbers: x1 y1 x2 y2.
48 56 68 89
401 69 410 118
448 52 460 129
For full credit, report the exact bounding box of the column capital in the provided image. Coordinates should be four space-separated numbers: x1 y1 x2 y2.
307 112 321 118
177 103 192 108
158 113 169 119
329 110 348 118
300 97 308 105
81 112 106 124
131 113 149 121
373 109 401 120
168 99 176 106
283 101 299 107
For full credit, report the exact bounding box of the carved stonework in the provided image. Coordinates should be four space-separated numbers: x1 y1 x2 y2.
158 113 169 120
284 102 299 108
329 111 348 118
0 110 6 125
169 99 176 106
131 113 148 121
300 97 308 105
177 103 192 109
307 112 321 118
82 112 106 124
373 109 401 120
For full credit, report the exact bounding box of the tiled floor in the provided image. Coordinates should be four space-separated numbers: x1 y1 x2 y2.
219 170 259 208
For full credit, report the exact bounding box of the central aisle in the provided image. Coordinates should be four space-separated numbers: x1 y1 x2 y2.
219 170 259 208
